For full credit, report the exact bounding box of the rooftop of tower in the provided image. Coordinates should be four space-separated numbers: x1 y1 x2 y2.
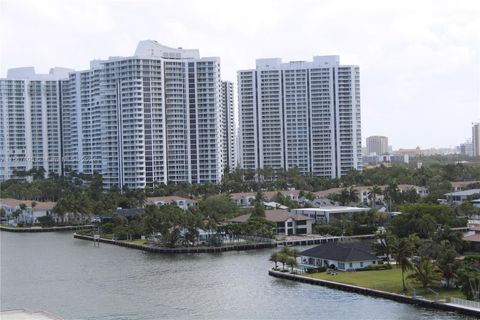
134 40 200 60
6 67 73 80
255 56 341 69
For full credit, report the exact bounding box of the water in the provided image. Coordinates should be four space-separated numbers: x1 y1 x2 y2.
0 232 473 320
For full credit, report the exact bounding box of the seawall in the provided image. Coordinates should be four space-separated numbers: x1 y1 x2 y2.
0 225 95 233
268 270 480 317
74 233 277 253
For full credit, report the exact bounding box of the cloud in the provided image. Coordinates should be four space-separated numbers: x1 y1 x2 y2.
1 0 478 148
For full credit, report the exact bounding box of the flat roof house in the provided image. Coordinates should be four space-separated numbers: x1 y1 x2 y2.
444 189 480 203
146 196 198 210
229 209 314 235
292 206 370 224
300 240 381 271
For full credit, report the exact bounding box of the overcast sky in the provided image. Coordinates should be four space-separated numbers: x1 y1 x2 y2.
1 0 479 149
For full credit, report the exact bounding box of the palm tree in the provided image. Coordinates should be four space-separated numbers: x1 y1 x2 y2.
348 186 359 204
287 257 298 272
407 257 442 289
368 185 382 208
373 230 395 264
280 246 293 257
384 183 399 211
392 237 414 292
339 187 350 206
270 252 280 269
278 253 289 270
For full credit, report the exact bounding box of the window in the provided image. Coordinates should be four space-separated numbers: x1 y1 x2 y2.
338 262 345 270
349 263 353 268
360 262 364 267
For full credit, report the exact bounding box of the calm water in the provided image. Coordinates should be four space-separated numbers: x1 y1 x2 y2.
0 232 474 320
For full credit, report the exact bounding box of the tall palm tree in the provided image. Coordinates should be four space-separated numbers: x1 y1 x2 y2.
270 252 280 269
339 188 350 206
384 183 399 211
368 185 382 208
348 186 359 204
392 237 414 292
278 253 289 270
287 257 298 272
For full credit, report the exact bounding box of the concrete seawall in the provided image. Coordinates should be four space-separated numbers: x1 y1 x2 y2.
0 225 95 233
268 270 480 317
74 233 277 253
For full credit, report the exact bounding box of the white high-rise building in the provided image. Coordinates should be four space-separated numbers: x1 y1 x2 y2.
238 56 362 178
1 41 227 189
473 123 480 157
0 67 72 181
62 41 225 189
221 81 236 171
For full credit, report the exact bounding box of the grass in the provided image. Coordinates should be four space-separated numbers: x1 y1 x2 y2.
306 267 464 302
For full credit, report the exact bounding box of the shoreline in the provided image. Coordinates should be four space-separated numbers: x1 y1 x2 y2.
0 225 95 233
73 233 277 253
268 270 480 317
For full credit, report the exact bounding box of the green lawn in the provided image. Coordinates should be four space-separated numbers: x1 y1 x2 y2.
307 267 464 302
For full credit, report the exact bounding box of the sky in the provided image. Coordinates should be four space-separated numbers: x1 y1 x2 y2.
1 0 479 149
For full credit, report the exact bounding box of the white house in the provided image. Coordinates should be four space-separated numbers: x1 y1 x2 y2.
444 189 480 203
0 198 56 225
229 209 314 235
292 206 370 224
146 196 198 211
300 240 381 271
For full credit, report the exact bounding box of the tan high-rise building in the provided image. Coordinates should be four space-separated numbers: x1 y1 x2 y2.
366 136 388 156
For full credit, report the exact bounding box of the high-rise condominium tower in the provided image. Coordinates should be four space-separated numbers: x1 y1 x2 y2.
366 135 389 155
1 41 229 189
221 81 236 170
473 123 480 157
238 56 362 178
0 67 73 181
64 41 225 189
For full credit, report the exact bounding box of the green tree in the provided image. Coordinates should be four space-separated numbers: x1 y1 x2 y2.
372 230 396 264
278 253 289 270
392 237 414 292
407 257 442 289
286 257 298 272
436 244 460 288
199 194 237 221
368 185 382 208
270 252 280 269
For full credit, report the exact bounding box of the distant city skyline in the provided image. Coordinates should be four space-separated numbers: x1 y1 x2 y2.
1 0 479 148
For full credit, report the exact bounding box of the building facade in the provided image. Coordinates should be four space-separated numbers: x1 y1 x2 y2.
0 67 73 181
366 135 388 156
473 123 480 157
1 41 230 189
238 56 362 178
221 81 236 170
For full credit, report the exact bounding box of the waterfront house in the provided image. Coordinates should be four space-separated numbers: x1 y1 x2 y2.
299 240 381 271
146 196 198 210
0 198 56 225
229 209 313 235
292 206 370 224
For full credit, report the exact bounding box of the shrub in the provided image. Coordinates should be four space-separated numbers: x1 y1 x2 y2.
357 264 392 271
314 224 342 236
101 222 114 234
